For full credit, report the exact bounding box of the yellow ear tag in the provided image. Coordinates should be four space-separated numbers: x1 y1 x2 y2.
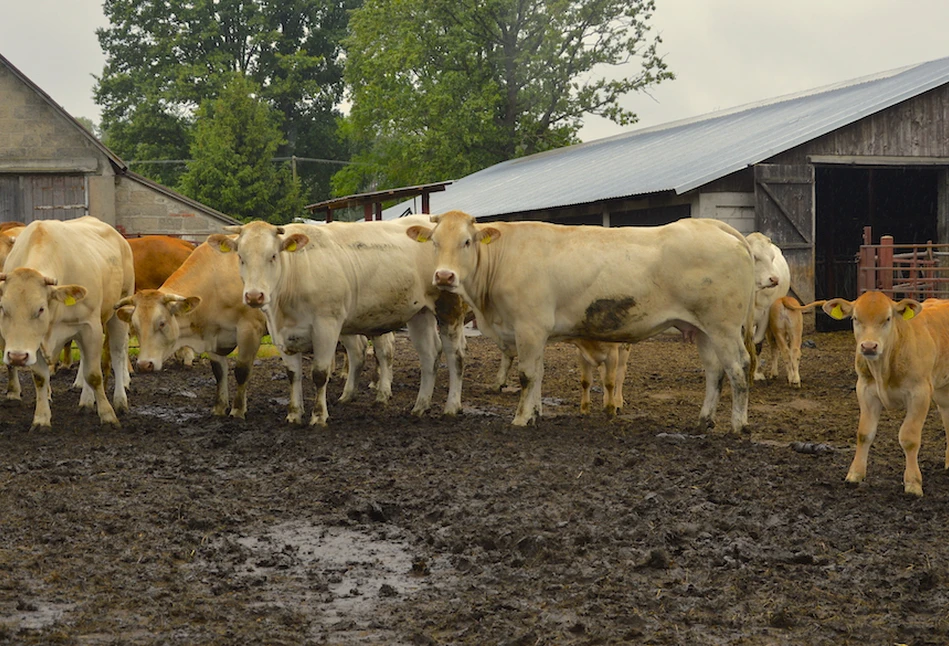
480 234 492 245
286 241 297 252
64 295 77 306
902 307 915 320
417 234 428 243
220 240 231 253
830 304 845 320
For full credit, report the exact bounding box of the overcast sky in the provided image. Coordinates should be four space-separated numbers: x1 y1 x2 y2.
2 0 949 143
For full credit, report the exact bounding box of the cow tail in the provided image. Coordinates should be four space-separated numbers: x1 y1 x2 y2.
744 298 757 386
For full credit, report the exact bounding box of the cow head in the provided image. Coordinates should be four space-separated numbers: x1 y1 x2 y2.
115 291 201 372
208 222 309 309
0 268 87 367
746 232 782 290
406 210 500 292
823 291 922 360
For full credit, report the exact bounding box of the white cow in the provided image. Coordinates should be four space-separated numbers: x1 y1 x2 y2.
207 216 467 426
0 216 134 429
745 232 791 381
408 211 756 431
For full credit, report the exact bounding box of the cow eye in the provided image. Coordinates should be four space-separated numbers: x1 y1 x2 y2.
34 306 45 319
464 238 472 248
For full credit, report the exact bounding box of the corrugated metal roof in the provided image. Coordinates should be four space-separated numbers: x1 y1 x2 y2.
386 55 949 219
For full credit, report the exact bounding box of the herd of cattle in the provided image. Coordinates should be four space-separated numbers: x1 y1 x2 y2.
0 213 946 496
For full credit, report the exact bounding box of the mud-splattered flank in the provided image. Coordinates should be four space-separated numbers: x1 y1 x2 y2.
578 297 637 334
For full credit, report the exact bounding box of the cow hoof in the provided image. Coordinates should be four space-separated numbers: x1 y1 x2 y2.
6 392 21 401
904 482 924 497
443 404 462 417
308 415 328 427
28 422 51 432
228 409 247 420
695 417 715 432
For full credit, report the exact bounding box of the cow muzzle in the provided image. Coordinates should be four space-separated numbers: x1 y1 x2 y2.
434 269 457 289
244 290 267 308
6 351 30 367
859 340 880 357
137 359 158 373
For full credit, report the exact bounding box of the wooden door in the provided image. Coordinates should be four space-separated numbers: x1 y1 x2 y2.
754 164 816 303
25 175 87 222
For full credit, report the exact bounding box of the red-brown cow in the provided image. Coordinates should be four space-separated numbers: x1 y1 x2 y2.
823 292 949 496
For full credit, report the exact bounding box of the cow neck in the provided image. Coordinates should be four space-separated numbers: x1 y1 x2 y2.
469 235 501 316
862 318 909 411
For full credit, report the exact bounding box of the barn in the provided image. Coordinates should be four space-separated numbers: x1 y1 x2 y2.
0 52 239 239
377 55 949 311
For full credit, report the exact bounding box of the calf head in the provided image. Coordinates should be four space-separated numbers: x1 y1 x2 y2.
208 222 308 309
115 291 201 372
406 210 500 292
0 268 87 367
823 291 922 360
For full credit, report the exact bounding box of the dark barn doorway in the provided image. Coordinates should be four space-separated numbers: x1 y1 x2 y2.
814 165 938 330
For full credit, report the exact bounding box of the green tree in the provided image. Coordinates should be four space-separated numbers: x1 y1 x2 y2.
95 0 357 197
178 74 304 224
334 0 673 195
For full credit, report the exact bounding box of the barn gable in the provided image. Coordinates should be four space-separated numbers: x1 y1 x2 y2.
0 52 238 239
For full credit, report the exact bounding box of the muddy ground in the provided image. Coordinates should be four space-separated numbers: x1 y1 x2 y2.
0 324 948 645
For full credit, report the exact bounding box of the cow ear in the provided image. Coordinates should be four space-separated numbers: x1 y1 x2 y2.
822 298 853 320
52 285 87 307
169 296 201 315
896 299 923 321
114 306 133 324
207 234 238 254
282 233 308 253
406 225 433 243
476 227 501 245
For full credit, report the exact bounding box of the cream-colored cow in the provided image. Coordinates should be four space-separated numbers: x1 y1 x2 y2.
746 232 791 380
408 211 757 431
0 216 134 429
823 292 949 496
208 216 467 426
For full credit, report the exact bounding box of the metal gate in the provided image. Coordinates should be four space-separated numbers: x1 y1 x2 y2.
754 164 816 303
857 226 949 300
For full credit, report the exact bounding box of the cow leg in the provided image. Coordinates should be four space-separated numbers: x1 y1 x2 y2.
406 311 439 416
106 314 131 413
230 322 263 419
280 351 306 425
766 321 781 381
338 335 368 404
787 313 804 387
897 394 930 497
847 384 883 487
695 334 725 430
28 359 53 430
493 345 516 391
601 344 620 415
613 343 632 415
698 328 751 433
513 331 547 426
438 315 466 416
5 365 21 400
308 334 339 426
75 324 120 426
934 389 949 471
578 350 594 414
370 333 395 404
209 353 230 416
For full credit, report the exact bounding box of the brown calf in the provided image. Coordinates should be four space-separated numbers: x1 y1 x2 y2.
764 296 826 387
824 292 949 496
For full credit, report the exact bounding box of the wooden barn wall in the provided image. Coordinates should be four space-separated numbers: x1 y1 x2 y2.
768 85 949 164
